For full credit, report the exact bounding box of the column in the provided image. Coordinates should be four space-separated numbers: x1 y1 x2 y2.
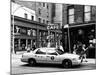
55 31 57 48
36 29 39 48
26 39 28 48
18 39 20 50
31 40 33 48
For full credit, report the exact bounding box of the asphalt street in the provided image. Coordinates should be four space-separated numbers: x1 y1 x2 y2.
11 54 96 75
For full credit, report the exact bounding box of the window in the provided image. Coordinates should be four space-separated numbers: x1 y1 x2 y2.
47 4 49 9
43 19 45 23
38 2 41 6
32 30 36 36
91 6 96 21
36 49 46 54
56 49 64 55
38 18 41 23
84 6 91 22
24 13 28 19
43 3 45 7
68 8 75 24
47 52 57 55
47 50 58 55
38 8 41 15
31 16 34 21
47 51 57 55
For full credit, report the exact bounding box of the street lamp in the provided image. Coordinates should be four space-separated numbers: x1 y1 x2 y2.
64 24 71 53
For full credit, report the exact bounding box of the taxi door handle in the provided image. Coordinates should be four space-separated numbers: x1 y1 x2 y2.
35 55 38 57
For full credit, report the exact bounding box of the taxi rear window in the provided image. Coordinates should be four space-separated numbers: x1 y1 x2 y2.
35 49 46 54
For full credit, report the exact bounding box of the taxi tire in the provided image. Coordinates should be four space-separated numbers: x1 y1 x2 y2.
62 59 72 68
28 59 36 66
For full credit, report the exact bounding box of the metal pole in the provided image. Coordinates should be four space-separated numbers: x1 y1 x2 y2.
12 14 15 54
67 26 71 53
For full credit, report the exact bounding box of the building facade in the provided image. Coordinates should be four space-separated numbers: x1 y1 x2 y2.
11 1 62 53
62 5 96 58
13 0 53 24
11 2 36 21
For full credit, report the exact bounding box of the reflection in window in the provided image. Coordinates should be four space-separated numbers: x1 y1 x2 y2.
69 15 74 24
68 8 75 24
85 13 91 22
84 6 91 12
36 49 46 54
84 6 91 22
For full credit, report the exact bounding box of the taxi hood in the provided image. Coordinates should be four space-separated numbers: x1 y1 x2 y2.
61 52 80 58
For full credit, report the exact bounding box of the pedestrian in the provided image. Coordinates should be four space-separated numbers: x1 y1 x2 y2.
82 44 88 62
32 44 36 51
76 42 83 55
59 42 64 52
26 44 31 52
73 44 77 54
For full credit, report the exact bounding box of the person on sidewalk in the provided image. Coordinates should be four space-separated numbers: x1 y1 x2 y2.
73 44 77 54
82 44 88 62
26 44 31 52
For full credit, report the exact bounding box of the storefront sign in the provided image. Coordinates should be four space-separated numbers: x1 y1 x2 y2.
47 24 60 30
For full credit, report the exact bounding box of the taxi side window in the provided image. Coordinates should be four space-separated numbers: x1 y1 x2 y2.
47 52 57 55
36 49 46 54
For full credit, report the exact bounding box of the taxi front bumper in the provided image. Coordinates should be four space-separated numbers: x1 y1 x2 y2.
72 59 83 65
21 57 28 63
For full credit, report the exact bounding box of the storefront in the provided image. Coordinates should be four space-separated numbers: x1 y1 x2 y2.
63 23 96 58
11 16 47 53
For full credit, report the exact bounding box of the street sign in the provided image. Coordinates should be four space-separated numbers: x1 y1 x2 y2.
47 24 60 30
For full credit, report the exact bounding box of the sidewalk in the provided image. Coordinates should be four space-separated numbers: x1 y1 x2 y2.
82 59 96 64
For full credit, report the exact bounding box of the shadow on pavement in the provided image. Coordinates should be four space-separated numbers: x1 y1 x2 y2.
21 63 82 69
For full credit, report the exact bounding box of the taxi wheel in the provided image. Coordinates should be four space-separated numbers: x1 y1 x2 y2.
28 59 36 66
62 60 72 68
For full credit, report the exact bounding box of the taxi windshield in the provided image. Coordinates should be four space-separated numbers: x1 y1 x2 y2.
56 49 64 55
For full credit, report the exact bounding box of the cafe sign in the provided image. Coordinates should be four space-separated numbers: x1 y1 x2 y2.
47 24 60 30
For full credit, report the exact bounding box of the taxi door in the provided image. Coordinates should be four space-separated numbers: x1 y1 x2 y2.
34 49 47 63
46 50 61 64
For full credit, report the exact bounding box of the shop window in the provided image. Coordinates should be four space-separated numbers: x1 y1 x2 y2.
20 27 27 35
27 29 31 36
84 6 91 22
68 8 75 24
32 30 36 36
14 26 20 33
